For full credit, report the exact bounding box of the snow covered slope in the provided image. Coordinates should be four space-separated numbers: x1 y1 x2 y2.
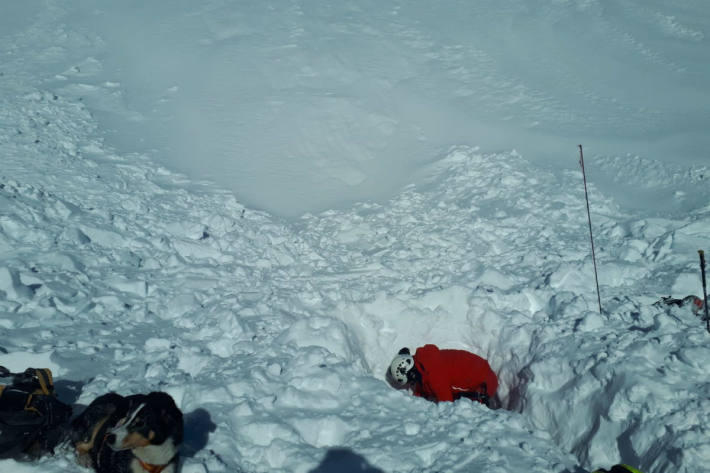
8 0 709 218
1 1 709 473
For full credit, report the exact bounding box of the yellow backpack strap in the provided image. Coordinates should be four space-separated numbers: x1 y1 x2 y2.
33 369 54 396
21 369 55 413
0 365 10 394
618 465 644 473
603 464 643 473
0 366 8 398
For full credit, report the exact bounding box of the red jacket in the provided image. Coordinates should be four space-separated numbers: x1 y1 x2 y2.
412 344 498 403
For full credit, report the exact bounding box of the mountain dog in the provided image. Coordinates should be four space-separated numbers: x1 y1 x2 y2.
70 391 183 473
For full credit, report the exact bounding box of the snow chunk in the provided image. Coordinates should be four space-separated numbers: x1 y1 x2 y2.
290 415 352 447
0 267 32 300
145 338 171 352
478 268 515 290
277 317 359 363
177 348 210 377
105 275 147 296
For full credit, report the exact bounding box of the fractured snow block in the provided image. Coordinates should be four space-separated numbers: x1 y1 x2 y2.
177 350 210 377
478 268 515 291
105 275 147 297
163 221 206 240
0 267 33 301
43 252 85 272
206 340 234 358
60 227 91 245
145 337 171 352
574 310 605 331
290 416 351 448
171 239 227 262
78 225 126 248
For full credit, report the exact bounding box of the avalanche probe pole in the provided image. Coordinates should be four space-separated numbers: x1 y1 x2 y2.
579 145 602 314
699 250 709 333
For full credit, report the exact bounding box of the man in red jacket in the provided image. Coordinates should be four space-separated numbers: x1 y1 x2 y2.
389 344 498 406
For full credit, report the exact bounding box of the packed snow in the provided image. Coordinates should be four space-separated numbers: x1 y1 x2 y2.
1 1 709 473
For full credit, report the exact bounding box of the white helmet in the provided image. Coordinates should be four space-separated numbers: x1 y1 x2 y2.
389 349 414 386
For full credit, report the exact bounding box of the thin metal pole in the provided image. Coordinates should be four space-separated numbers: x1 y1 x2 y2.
578 145 602 314
699 250 709 333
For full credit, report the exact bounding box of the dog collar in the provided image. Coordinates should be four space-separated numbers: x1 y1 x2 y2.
136 457 174 473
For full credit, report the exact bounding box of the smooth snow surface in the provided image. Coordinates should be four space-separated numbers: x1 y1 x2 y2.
7 0 709 218
1 1 709 473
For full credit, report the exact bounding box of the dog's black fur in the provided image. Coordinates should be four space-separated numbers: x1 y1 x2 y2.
70 391 183 473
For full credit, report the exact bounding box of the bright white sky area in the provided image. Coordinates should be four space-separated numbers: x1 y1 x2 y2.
9 0 709 218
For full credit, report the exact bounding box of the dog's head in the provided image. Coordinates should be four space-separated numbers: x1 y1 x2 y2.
105 392 183 452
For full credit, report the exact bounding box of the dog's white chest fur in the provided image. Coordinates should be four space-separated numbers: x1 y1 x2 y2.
128 439 178 473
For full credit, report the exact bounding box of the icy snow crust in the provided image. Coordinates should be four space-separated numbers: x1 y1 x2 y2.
2 2 710 473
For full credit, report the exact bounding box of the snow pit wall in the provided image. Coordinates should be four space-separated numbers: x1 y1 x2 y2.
332 276 708 473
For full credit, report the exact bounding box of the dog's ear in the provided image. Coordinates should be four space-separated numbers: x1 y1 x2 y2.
125 394 146 411
160 404 184 444
147 392 184 445
398 347 410 355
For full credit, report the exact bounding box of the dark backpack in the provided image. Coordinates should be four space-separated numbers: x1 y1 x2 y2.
0 366 73 459
592 464 644 473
